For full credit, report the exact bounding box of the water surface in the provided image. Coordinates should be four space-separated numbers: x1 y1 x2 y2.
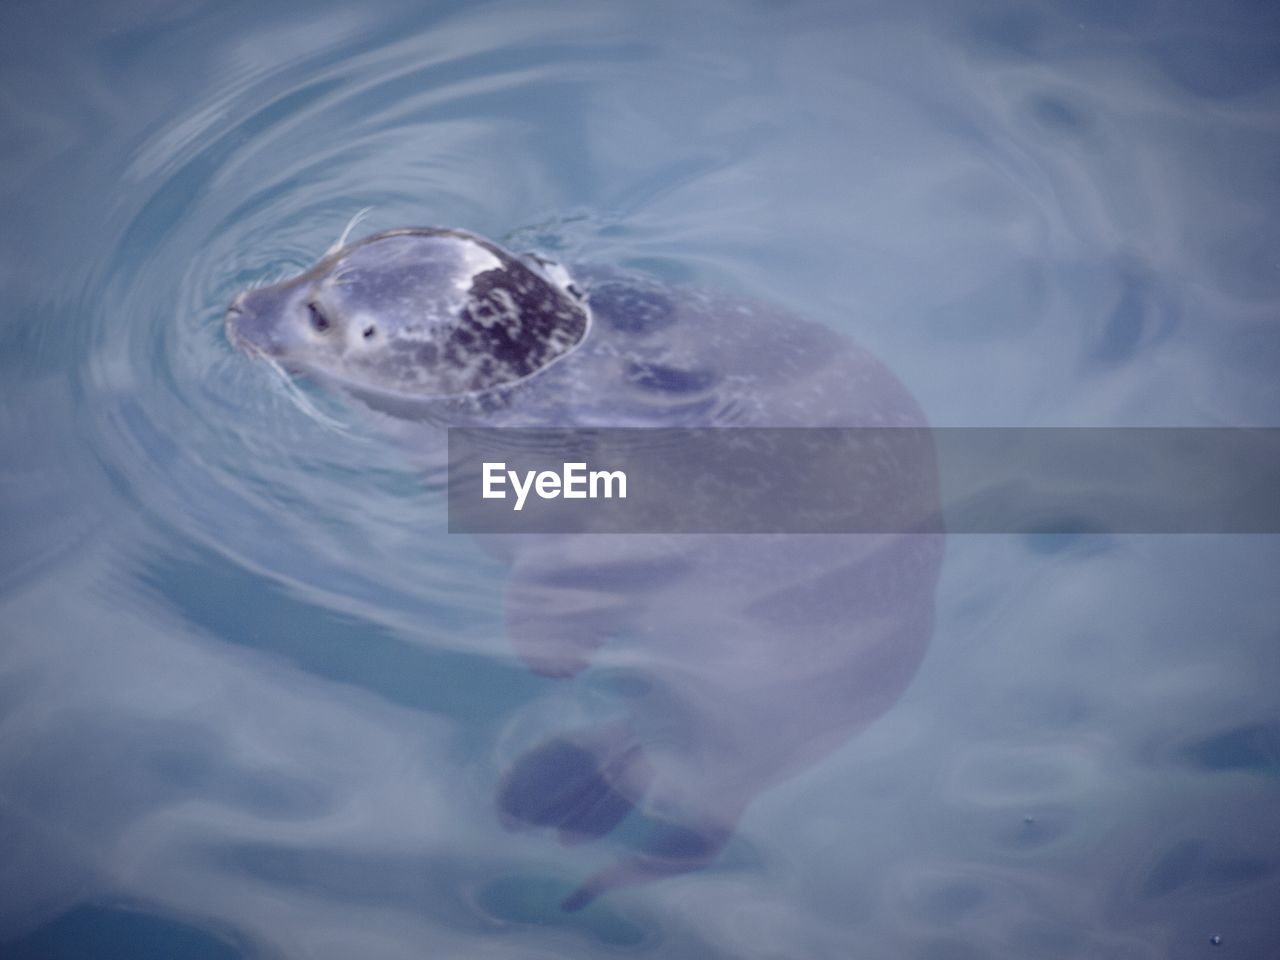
2 0 1279 957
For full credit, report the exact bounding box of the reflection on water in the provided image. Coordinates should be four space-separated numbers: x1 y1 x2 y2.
2 0 1279 957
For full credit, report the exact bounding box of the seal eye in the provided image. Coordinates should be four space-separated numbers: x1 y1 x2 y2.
307 302 331 333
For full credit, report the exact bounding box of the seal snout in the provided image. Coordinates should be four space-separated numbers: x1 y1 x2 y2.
224 294 253 352
225 286 290 357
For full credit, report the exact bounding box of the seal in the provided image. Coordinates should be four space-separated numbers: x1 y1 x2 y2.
226 228 589 401
227 226 943 911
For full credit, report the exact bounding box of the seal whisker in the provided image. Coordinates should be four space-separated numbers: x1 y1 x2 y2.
240 276 274 295
327 207 375 257
258 355 352 434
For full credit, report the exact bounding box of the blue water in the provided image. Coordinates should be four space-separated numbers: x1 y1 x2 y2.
3 0 1280 956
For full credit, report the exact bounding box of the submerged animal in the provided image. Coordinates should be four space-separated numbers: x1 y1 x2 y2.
227 226 943 909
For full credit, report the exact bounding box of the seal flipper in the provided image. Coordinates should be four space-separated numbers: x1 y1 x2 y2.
503 573 632 678
503 538 687 678
498 739 633 839
498 723 653 842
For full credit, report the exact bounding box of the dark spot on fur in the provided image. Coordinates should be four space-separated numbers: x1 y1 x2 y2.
626 360 717 393
590 282 676 334
449 266 588 384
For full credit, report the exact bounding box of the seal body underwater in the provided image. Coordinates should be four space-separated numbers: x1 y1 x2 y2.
227 227 943 910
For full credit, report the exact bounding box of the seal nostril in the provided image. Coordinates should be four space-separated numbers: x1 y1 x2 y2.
308 301 331 333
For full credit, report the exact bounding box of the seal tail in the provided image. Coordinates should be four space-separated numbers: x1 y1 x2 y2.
560 857 665 912
560 818 733 911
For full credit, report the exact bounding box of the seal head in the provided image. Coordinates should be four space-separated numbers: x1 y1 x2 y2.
226 228 589 398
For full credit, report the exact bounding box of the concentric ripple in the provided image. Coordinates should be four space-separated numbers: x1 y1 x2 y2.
70 9 650 648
